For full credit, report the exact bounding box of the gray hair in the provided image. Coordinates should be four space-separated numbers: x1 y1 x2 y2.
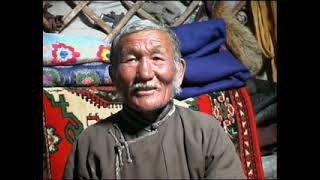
110 19 183 95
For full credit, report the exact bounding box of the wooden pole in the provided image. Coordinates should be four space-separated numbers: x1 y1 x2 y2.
59 1 90 33
121 1 159 23
172 1 201 27
105 1 144 42
74 1 113 34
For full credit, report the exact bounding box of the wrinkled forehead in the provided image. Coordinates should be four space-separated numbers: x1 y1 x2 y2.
118 30 173 50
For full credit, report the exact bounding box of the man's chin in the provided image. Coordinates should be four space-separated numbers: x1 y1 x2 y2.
133 103 163 112
128 99 167 112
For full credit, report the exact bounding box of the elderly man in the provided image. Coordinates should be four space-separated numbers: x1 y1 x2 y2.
64 20 245 179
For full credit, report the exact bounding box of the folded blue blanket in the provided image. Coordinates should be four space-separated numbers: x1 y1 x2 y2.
172 20 251 100
43 62 112 87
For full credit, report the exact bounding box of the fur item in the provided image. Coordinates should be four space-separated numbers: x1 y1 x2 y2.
211 1 263 76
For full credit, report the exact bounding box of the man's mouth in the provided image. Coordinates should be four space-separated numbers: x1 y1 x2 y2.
134 89 156 96
132 85 158 96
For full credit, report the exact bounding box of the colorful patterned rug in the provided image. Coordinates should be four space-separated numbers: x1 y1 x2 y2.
43 87 264 180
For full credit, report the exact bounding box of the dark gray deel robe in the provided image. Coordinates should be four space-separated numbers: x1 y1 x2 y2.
64 101 246 179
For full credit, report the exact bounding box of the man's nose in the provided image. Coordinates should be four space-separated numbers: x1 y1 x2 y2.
137 57 154 81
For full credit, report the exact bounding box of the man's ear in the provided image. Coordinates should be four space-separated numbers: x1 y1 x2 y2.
176 58 186 86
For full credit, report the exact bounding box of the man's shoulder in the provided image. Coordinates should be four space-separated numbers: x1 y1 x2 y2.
76 112 119 141
175 105 220 128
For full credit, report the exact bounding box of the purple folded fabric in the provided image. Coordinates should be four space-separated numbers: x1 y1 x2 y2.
172 20 251 100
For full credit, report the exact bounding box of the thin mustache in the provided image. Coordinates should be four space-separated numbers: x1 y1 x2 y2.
131 82 159 91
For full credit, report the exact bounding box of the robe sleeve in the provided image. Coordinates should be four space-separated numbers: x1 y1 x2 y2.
204 120 246 179
63 132 99 180
63 139 78 179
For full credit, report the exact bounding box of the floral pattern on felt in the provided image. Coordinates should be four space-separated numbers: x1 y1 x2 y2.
43 68 61 86
212 92 237 138
96 45 111 63
52 43 80 65
46 126 61 154
75 71 101 86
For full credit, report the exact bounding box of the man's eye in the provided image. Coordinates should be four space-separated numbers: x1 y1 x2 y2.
152 56 163 61
124 58 137 63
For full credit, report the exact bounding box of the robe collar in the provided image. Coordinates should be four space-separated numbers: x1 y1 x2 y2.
118 100 175 136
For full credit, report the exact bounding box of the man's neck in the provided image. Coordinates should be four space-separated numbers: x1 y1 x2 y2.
123 100 173 124
138 108 165 122
118 100 174 137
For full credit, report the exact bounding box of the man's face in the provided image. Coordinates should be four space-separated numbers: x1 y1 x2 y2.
113 30 183 112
